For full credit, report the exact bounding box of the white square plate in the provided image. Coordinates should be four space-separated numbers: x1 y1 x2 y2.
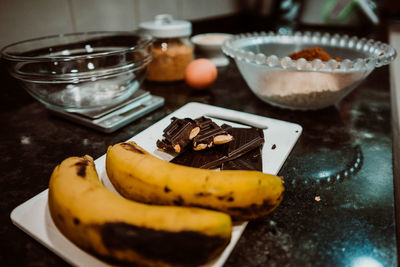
11 102 302 267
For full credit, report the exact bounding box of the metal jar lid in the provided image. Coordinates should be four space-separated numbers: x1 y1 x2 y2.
139 14 192 38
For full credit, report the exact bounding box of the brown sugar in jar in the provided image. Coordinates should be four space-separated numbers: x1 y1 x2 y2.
147 38 194 82
140 14 194 82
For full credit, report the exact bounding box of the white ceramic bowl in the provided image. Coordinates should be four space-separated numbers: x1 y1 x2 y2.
191 33 232 66
222 31 397 110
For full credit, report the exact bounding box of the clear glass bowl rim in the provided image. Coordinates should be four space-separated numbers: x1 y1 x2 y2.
222 31 397 73
1 31 153 62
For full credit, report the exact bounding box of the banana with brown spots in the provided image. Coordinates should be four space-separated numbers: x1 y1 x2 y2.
48 155 232 266
106 141 284 221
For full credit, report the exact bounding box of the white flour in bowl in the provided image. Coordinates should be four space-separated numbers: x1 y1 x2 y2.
256 70 365 110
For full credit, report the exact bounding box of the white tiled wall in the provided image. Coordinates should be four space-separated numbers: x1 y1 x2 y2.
70 0 137 32
0 0 242 49
137 0 181 24
181 0 240 21
0 0 74 48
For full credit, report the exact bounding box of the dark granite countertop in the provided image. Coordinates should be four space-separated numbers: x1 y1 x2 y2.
1 16 398 267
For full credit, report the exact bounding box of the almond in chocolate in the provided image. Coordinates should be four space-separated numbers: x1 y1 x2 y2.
157 117 200 153
171 125 264 170
193 117 233 150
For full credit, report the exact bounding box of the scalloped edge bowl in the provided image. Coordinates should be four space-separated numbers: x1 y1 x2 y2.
222 31 397 110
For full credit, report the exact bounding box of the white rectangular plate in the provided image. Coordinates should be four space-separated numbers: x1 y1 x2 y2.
11 102 302 267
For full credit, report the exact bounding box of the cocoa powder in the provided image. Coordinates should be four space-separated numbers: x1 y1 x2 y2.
288 47 342 62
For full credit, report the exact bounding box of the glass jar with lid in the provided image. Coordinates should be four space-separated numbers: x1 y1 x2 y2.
139 14 194 82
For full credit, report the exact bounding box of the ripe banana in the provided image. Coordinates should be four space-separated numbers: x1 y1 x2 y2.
48 155 232 267
106 141 284 220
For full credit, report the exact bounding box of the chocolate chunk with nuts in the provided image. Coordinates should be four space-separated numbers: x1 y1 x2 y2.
192 117 233 150
172 125 264 170
156 117 200 153
170 124 232 169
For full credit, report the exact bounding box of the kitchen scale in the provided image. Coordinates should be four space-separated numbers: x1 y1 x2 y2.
47 89 164 133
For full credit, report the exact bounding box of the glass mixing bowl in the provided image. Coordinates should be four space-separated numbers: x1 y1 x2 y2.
1 31 152 112
222 31 396 110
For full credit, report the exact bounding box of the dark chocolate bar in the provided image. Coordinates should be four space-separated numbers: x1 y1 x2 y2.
171 146 227 169
221 146 263 171
223 127 264 159
192 117 233 150
171 126 265 169
157 117 200 153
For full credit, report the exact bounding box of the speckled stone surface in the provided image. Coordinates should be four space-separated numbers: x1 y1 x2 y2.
0 18 397 267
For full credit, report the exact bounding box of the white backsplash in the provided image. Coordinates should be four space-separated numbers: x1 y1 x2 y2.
0 0 74 49
0 0 242 49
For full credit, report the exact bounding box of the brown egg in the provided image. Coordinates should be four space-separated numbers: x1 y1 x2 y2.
185 58 217 89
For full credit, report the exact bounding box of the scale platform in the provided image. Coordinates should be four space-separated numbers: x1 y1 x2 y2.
47 89 164 133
